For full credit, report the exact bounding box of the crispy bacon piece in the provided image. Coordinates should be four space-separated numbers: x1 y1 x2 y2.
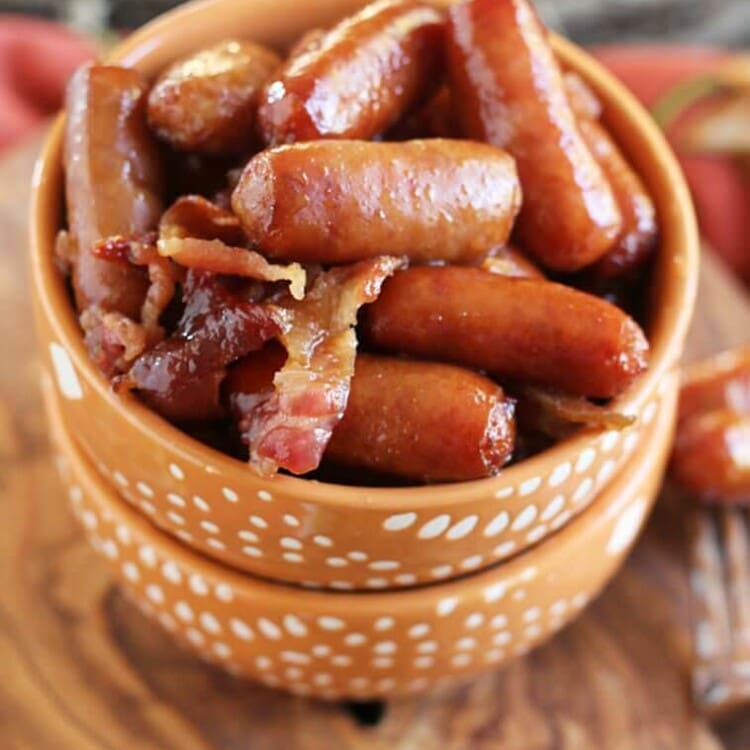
80 307 151 379
159 238 306 301
159 195 246 245
93 233 183 332
157 196 306 300
517 385 636 439
237 256 404 477
119 271 281 422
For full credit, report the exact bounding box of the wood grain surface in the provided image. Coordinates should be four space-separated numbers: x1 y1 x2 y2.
2 136 750 750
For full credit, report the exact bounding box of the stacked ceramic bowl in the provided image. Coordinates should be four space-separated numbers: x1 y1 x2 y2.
31 0 698 699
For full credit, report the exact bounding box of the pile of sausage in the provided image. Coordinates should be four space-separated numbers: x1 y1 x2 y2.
58 0 656 483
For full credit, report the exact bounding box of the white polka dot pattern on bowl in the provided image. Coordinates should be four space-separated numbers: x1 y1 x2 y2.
62 436 663 703
52 342 673 592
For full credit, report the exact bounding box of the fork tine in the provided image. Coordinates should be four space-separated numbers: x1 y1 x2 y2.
721 508 750 695
690 508 735 709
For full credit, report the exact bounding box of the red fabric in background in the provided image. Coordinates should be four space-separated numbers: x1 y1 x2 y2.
596 46 750 284
0 16 95 150
0 21 745 281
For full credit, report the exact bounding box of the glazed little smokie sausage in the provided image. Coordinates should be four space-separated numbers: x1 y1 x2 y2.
327 355 516 481
670 348 750 503
365 266 649 399
64 65 164 318
148 40 281 155
447 0 622 271
564 73 658 279
671 409 750 503
678 347 750 424
228 351 516 482
579 118 658 279
258 0 444 144
58 0 662 487
232 139 521 263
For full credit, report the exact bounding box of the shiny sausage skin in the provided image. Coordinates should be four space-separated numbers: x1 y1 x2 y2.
328 355 515 481
258 0 445 144
231 139 521 264
564 71 602 120
148 40 281 156
480 245 544 279
447 0 622 271
228 351 516 481
679 347 750 424
581 118 658 279
671 409 750 503
365 266 649 399
563 69 658 279
64 65 164 318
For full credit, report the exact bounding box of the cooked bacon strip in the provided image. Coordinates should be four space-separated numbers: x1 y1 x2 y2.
518 384 635 440
118 271 281 422
157 195 306 300
159 195 246 245
93 233 183 332
158 237 306 301
80 307 151 379
239 256 404 477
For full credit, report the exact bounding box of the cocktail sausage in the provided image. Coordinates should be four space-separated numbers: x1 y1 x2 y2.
148 40 281 155
365 266 649 399
64 64 164 318
227 351 516 481
447 0 621 271
231 139 521 263
258 0 444 144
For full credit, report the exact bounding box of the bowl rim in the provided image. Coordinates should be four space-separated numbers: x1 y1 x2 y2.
30 0 699 510
48 372 676 611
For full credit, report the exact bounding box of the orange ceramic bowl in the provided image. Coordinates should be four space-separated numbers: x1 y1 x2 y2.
30 0 698 590
47 371 676 700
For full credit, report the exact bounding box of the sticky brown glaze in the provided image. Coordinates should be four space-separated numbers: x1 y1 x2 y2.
327 355 515 481
64 64 164 318
147 40 281 155
258 0 445 144
121 272 280 422
446 0 621 271
232 139 521 263
232 257 403 476
671 409 750 503
679 347 750 424
365 266 649 399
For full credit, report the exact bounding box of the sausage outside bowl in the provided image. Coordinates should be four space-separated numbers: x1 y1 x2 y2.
31 0 698 590
47 373 676 699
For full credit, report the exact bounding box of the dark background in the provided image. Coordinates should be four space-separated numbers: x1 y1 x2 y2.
9 0 750 46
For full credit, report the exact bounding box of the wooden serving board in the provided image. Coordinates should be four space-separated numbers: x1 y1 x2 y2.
2 137 750 750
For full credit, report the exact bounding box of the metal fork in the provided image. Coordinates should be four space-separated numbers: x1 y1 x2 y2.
690 506 750 714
